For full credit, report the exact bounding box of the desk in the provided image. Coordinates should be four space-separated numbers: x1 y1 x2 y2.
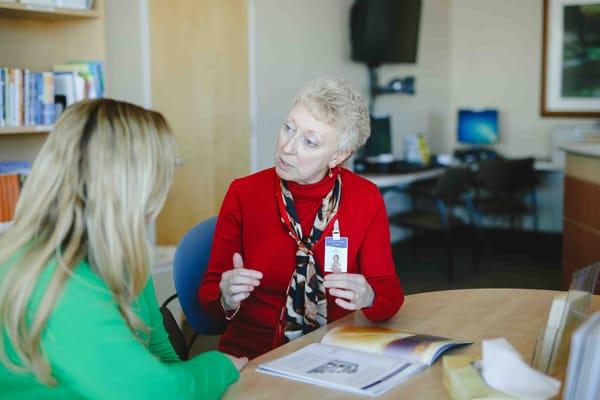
223 289 600 399
360 168 444 188
358 169 445 243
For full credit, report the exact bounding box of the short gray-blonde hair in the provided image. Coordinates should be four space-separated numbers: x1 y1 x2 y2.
293 78 370 152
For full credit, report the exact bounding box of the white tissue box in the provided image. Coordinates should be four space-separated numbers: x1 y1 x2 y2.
443 356 519 400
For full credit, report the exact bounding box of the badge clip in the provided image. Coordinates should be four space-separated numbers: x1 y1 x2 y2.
332 220 340 240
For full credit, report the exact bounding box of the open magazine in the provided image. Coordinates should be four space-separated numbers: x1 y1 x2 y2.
257 326 471 397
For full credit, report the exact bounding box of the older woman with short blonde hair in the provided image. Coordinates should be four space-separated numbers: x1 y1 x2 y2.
199 78 404 359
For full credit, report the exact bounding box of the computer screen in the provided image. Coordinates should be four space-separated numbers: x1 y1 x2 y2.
365 114 392 158
457 109 499 145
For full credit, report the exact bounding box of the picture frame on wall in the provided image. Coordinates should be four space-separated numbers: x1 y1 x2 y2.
541 0 600 117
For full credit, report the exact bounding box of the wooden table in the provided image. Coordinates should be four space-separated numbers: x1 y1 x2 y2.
223 288 600 399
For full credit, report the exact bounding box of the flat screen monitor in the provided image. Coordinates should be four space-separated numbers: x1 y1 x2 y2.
457 109 499 145
351 0 422 65
365 114 392 158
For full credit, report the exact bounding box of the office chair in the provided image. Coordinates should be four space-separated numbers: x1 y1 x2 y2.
389 167 478 282
472 157 538 230
160 216 225 360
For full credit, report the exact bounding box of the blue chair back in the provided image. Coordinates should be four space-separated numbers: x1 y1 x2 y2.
173 216 224 335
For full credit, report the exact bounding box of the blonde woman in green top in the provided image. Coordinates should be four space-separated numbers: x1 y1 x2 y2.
0 99 247 399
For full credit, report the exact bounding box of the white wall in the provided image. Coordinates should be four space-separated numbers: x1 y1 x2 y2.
376 0 451 155
105 0 159 243
448 0 589 157
105 0 151 108
252 0 361 170
251 0 451 170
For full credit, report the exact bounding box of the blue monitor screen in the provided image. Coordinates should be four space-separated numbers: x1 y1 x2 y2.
457 109 499 145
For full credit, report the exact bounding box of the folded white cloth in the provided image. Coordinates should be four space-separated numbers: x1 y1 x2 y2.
481 338 561 400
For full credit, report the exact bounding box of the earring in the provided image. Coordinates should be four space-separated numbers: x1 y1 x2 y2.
328 167 333 178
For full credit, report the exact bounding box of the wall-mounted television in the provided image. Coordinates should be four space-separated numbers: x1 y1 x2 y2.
350 0 422 66
457 109 499 146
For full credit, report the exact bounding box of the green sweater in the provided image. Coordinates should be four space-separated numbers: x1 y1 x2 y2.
0 259 238 399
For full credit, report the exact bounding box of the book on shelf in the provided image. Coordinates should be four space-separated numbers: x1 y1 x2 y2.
53 61 104 102
55 0 94 10
257 326 471 397
17 0 93 9
0 161 31 235
1 67 55 128
0 160 32 175
19 0 55 6
1 62 103 129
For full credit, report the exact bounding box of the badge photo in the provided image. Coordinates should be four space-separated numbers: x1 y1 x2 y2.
324 236 348 273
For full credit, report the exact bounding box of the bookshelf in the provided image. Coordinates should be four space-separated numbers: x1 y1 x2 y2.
0 2 99 19
0 125 51 135
0 0 105 163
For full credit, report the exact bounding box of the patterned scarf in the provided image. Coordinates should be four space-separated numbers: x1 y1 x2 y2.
277 172 342 343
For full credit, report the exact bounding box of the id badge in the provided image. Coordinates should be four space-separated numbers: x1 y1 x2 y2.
324 220 348 273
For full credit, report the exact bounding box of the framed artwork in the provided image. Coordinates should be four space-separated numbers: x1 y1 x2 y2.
541 0 600 117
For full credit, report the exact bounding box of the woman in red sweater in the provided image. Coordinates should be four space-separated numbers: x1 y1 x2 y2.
199 78 404 359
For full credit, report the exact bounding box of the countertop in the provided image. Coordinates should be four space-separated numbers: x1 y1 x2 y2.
561 142 600 159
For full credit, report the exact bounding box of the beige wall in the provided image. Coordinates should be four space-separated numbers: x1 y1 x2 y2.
252 0 451 169
252 0 362 170
376 0 451 155
105 0 150 108
150 0 250 245
448 0 589 157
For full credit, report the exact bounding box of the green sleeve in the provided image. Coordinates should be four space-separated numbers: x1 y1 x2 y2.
43 272 239 400
142 278 183 363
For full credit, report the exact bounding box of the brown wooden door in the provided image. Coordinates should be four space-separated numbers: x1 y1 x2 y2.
149 0 250 244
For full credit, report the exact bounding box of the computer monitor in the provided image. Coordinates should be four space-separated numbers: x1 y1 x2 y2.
365 114 392 159
457 109 499 145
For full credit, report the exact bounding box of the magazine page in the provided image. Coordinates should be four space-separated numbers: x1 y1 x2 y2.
257 343 426 397
321 326 471 366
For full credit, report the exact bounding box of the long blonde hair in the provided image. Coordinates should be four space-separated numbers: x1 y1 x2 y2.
0 99 175 385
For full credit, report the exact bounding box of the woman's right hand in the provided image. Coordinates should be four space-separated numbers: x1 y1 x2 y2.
219 253 262 310
224 353 249 371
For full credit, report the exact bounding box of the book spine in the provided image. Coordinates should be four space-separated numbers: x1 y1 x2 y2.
29 71 36 126
16 69 23 126
0 175 7 223
7 69 14 126
41 72 55 125
0 68 4 127
23 69 30 126
33 73 40 125
7 174 18 221
3 68 10 126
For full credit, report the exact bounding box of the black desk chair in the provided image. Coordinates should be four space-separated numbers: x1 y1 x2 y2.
389 167 479 282
472 157 538 230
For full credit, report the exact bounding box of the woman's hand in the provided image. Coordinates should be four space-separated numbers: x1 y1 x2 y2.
323 273 375 310
219 253 262 310
223 354 249 371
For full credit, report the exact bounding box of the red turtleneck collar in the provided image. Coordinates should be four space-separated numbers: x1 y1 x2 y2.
283 167 340 200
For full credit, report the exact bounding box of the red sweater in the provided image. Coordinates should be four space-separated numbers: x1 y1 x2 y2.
198 167 404 359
